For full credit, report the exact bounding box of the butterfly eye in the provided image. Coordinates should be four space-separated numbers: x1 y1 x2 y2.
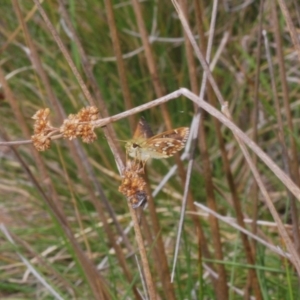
132 143 139 148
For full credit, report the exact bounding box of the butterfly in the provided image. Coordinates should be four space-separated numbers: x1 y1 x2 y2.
125 117 189 162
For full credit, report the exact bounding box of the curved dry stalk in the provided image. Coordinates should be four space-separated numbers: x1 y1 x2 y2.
2 88 300 202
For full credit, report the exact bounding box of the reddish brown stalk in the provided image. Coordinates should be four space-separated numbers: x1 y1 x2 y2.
271 0 300 253
130 0 195 297
140 217 174 296
193 2 220 292
130 0 172 130
180 0 228 297
179 0 199 103
130 206 157 299
139 209 163 287
236 11 264 291
264 23 300 253
0 2 39 53
250 0 264 251
104 0 135 132
277 0 300 61
199 122 229 299
192 0 231 297
143 170 176 300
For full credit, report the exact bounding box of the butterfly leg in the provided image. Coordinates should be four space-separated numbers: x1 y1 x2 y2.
141 157 150 172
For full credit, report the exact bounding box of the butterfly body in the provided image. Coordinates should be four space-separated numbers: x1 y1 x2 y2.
126 122 189 161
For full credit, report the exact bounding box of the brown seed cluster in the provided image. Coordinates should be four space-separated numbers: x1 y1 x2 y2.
31 106 100 151
60 106 99 143
118 163 148 208
31 108 52 151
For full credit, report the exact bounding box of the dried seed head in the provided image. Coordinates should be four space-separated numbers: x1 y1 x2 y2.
31 106 100 151
32 108 52 134
118 163 147 208
33 119 50 135
59 106 99 143
31 108 53 151
31 134 51 151
32 108 50 121
118 170 146 198
79 123 97 143
77 106 99 122
60 118 79 140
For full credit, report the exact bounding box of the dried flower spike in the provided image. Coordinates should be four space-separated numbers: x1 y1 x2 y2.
32 108 52 134
59 106 99 143
77 106 99 122
60 117 79 140
118 162 148 208
31 134 51 151
31 108 53 151
31 106 99 151
32 108 50 121
78 123 97 143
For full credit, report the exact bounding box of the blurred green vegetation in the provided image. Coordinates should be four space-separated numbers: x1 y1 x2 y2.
1 0 300 299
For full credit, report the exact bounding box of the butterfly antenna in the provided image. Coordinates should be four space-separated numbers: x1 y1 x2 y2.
114 138 128 144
